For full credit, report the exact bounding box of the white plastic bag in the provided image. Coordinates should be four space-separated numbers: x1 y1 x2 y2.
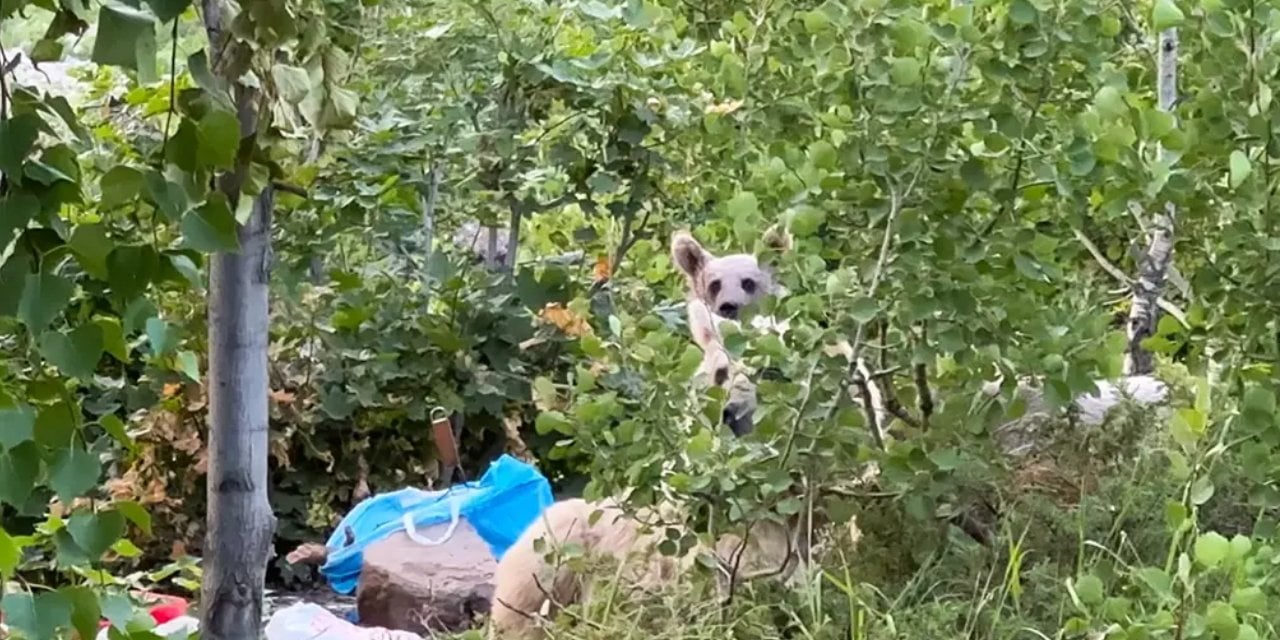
264 603 422 640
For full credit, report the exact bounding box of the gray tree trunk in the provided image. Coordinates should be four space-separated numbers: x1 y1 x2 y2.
1124 28 1179 376
203 187 278 639
201 1 278 637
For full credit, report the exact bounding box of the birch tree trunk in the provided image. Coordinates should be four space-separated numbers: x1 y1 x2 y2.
419 163 440 303
201 1 278 637
1124 28 1179 376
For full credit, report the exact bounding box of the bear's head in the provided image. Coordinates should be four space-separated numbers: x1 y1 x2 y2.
670 231 775 321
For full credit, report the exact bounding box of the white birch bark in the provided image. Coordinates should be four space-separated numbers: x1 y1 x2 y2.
1124 28 1179 376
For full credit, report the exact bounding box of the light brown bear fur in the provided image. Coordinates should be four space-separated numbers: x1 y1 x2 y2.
488 497 800 639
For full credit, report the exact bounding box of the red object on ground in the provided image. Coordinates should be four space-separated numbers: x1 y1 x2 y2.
96 592 189 630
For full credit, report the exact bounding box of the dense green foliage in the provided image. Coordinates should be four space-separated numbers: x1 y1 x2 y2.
3 0 1280 638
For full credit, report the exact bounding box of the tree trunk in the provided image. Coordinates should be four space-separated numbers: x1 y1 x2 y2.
201 1 278 637
1124 28 1179 376
203 187 278 639
420 163 440 301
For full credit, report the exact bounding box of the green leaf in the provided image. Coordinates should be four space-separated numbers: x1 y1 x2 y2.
788 205 826 237
1231 586 1265 613
49 444 102 504
67 510 125 558
0 113 42 182
187 51 234 110
99 166 145 208
1136 567 1172 598
38 324 104 380
1152 0 1185 30
0 404 36 449
532 376 557 410
1073 574 1104 606
0 194 40 246
91 4 158 84
69 224 114 280
100 593 132 630
166 120 200 171
1205 601 1239 640
100 415 134 451
1093 86 1127 118
18 272 74 334
686 428 712 457
34 401 77 448
1194 531 1230 568
94 317 129 362
145 317 178 356
114 500 152 535
322 86 361 129
108 245 159 301
1225 150 1252 192
143 0 191 22
959 159 989 190
46 95 90 142
807 141 837 170
272 64 311 104
197 109 242 169
1008 0 1037 24
889 57 922 85
0 442 40 507
850 296 879 323
0 254 28 317
175 350 200 381
1190 475 1215 506
181 194 240 252
535 411 573 435
60 586 102 640
1240 385 1275 433
1 591 72 640
166 252 205 289
31 38 63 63
0 527 21 577
727 191 759 220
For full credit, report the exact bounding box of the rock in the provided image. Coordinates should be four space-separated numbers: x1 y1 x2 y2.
987 375 1169 457
355 519 496 634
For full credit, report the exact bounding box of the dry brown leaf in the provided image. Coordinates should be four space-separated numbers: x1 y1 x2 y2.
270 389 297 405
502 413 535 463
705 99 744 115
539 303 592 337
593 254 611 282
162 382 182 398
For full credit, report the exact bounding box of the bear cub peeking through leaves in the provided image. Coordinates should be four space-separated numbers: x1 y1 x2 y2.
487 231 799 639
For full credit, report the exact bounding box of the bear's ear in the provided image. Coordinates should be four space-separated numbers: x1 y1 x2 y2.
671 231 712 281
762 224 793 254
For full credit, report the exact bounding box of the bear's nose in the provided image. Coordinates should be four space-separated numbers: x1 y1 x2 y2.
718 302 739 318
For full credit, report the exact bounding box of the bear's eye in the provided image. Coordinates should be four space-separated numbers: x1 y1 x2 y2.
714 367 729 385
708 279 722 296
741 278 757 294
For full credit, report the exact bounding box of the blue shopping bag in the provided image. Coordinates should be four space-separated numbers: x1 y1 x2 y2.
319 455 553 595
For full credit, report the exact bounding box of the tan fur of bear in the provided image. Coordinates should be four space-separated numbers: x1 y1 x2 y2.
488 497 800 639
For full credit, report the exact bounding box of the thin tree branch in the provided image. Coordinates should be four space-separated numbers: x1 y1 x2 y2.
1075 227 1188 327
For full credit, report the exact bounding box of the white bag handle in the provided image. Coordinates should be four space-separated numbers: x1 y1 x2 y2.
402 495 461 546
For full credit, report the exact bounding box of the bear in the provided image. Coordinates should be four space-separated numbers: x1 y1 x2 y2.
487 233 801 639
487 495 801 639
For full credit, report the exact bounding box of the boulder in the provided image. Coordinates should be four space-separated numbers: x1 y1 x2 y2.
355 519 497 634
